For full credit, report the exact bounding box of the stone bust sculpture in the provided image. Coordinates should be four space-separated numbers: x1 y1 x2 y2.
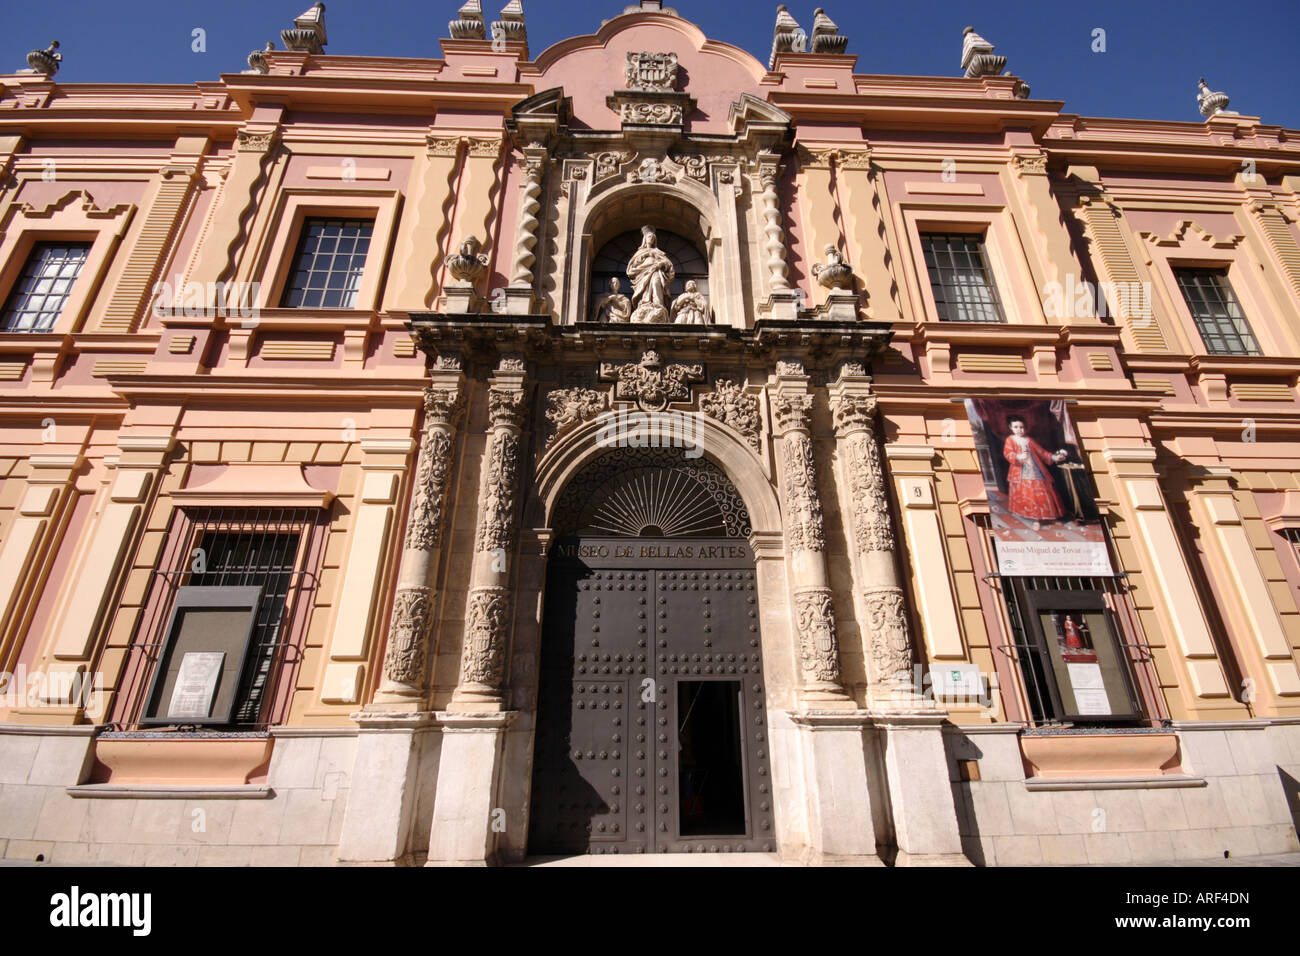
595 276 631 323
671 280 709 324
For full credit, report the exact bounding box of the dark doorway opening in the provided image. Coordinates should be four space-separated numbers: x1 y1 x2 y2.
677 680 747 837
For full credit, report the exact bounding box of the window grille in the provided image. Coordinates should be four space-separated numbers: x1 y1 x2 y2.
1173 267 1260 356
977 522 1166 727
921 233 1006 323
109 506 328 731
1 242 91 332
281 218 373 309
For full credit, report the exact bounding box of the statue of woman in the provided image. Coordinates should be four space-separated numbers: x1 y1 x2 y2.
671 280 709 324
626 225 675 324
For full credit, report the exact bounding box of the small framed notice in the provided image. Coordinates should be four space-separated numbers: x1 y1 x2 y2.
143 586 262 726
167 652 225 719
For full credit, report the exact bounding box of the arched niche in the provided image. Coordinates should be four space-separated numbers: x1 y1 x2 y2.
565 175 741 328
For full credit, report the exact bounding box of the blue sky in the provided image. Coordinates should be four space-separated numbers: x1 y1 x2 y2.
3 0 1297 127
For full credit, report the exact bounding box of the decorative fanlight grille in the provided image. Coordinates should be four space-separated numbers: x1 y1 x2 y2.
553 448 751 538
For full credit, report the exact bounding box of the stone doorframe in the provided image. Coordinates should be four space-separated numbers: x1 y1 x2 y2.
494 412 878 863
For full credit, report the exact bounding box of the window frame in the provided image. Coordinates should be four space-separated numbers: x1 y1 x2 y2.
109 505 329 732
1 241 94 333
253 190 401 313
899 203 1046 326
0 189 135 335
278 216 376 310
1171 265 1261 357
919 231 1008 324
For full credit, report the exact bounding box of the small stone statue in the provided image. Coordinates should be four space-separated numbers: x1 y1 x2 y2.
1197 77 1234 118
447 235 490 283
595 277 632 323
812 244 853 290
22 41 61 77
627 225 675 324
671 280 709 324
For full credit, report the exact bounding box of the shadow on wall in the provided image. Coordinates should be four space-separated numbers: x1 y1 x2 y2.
1281 767 1300 840
944 732 987 866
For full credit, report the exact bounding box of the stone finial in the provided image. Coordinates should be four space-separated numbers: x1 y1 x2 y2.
450 0 487 39
491 0 527 48
812 244 854 290
281 2 327 55
961 25 1005 78
21 41 61 77
810 8 848 55
246 42 274 75
1197 77 1235 118
447 235 490 283
769 5 805 69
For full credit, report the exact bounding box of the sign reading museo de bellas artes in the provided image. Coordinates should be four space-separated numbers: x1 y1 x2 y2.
964 399 1113 576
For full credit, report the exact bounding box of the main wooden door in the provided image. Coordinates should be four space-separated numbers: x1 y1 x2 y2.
528 545 775 855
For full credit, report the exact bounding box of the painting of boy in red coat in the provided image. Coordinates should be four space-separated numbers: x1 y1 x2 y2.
964 399 1113 576
1003 415 1069 531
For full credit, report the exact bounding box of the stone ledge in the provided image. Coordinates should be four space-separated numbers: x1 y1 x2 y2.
67 784 275 799
1023 775 1207 792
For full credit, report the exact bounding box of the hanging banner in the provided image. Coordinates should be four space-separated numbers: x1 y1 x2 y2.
964 398 1113 576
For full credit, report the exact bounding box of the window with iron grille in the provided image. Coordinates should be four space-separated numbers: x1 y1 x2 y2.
110 507 328 731
976 523 1165 727
280 218 374 309
921 233 1006 323
1 242 91 332
1173 267 1261 356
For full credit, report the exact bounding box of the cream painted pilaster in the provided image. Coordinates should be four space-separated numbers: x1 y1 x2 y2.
836 149 905 323
186 119 283 297
318 438 413 707
1188 468 1300 706
0 454 80 674
884 444 965 660
385 135 464 311
1103 447 1235 710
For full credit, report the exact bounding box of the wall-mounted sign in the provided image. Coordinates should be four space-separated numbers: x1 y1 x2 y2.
964 398 1113 576
167 651 225 719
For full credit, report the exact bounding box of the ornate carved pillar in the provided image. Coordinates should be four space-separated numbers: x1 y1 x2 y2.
451 357 528 710
503 144 548 314
377 366 466 702
755 151 800 320
827 368 920 709
771 364 849 705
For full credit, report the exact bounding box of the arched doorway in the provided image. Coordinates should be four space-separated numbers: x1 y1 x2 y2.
528 448 776 855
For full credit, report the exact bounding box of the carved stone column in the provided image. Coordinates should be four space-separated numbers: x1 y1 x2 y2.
771 365 849 705
377 367 466 702
827 368 920 710
451 358 528 710
503 144 548 314
755 151 800 320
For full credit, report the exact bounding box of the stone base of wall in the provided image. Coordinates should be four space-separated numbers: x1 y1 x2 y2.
0 725 356 866
945 719 1300 865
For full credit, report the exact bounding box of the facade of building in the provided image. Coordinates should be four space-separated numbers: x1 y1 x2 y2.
1 0 1299 866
